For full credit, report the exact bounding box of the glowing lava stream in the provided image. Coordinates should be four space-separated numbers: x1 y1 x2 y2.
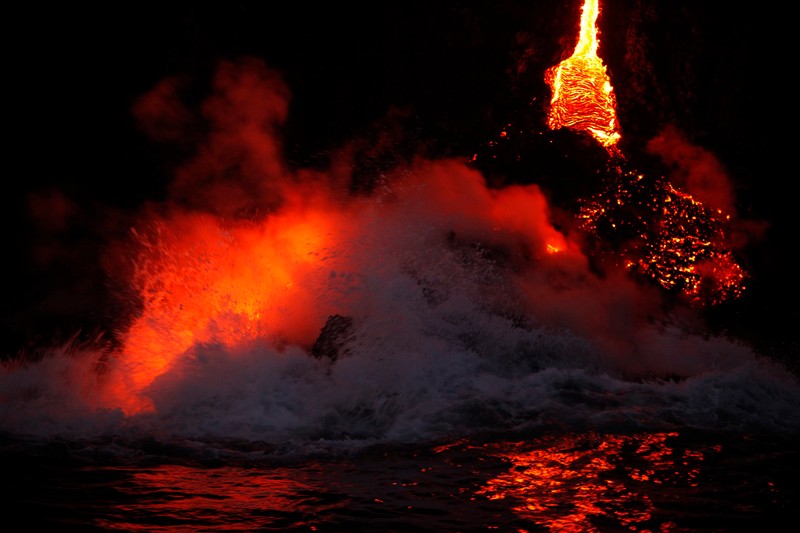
545 0 748 305
545 0 621 154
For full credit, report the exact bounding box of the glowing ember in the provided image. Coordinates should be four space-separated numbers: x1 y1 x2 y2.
545 0 621 154
578 169 746 305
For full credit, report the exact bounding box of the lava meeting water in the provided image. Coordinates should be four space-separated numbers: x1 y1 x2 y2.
3 171 800 529
3 153 798 442
3 0 799 530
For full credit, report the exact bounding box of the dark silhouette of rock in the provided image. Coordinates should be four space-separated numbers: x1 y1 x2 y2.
311 315 356 361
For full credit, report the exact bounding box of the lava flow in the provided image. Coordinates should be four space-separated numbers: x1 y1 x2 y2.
577 169 746 305
545 0 748 306
544 0 621 155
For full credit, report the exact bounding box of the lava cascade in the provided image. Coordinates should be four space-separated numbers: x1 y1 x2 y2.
544 0 621 154
544 0 748 305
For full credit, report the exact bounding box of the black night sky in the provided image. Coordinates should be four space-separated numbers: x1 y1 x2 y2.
4 1 795 368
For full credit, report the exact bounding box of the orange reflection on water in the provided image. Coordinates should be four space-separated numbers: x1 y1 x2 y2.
475 432 709 532
95 463 344 532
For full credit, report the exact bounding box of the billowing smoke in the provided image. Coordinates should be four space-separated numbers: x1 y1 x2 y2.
645 124 767 250
646 125 734 214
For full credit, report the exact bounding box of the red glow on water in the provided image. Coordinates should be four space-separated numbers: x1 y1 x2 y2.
475 433 713 532
95 464 342 531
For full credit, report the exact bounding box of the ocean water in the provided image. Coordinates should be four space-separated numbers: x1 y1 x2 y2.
4 429 798 532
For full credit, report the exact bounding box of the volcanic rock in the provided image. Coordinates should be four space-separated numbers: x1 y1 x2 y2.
311 314 356 362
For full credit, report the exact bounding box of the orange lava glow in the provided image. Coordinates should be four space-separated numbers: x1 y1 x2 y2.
93 143 581 414
100 193 363 414
545 0 621 154
578 169 746 305
540 2 747 306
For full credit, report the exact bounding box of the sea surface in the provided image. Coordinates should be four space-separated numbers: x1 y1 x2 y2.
3 309 799 531
4 427 798 531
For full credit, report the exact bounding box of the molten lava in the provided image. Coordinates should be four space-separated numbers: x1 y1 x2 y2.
543 0 747 305
578 170 746 305
545 0 621 154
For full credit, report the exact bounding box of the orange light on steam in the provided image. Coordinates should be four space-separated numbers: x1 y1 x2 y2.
101 202 354 414
545 0 621 154
546 243 561 254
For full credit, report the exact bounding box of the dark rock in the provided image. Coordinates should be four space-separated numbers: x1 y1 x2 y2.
311 315 356 362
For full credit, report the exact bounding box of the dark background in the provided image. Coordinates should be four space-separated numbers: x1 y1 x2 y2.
4 1 794 366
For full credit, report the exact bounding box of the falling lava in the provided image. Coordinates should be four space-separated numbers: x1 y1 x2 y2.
544 0 747 307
